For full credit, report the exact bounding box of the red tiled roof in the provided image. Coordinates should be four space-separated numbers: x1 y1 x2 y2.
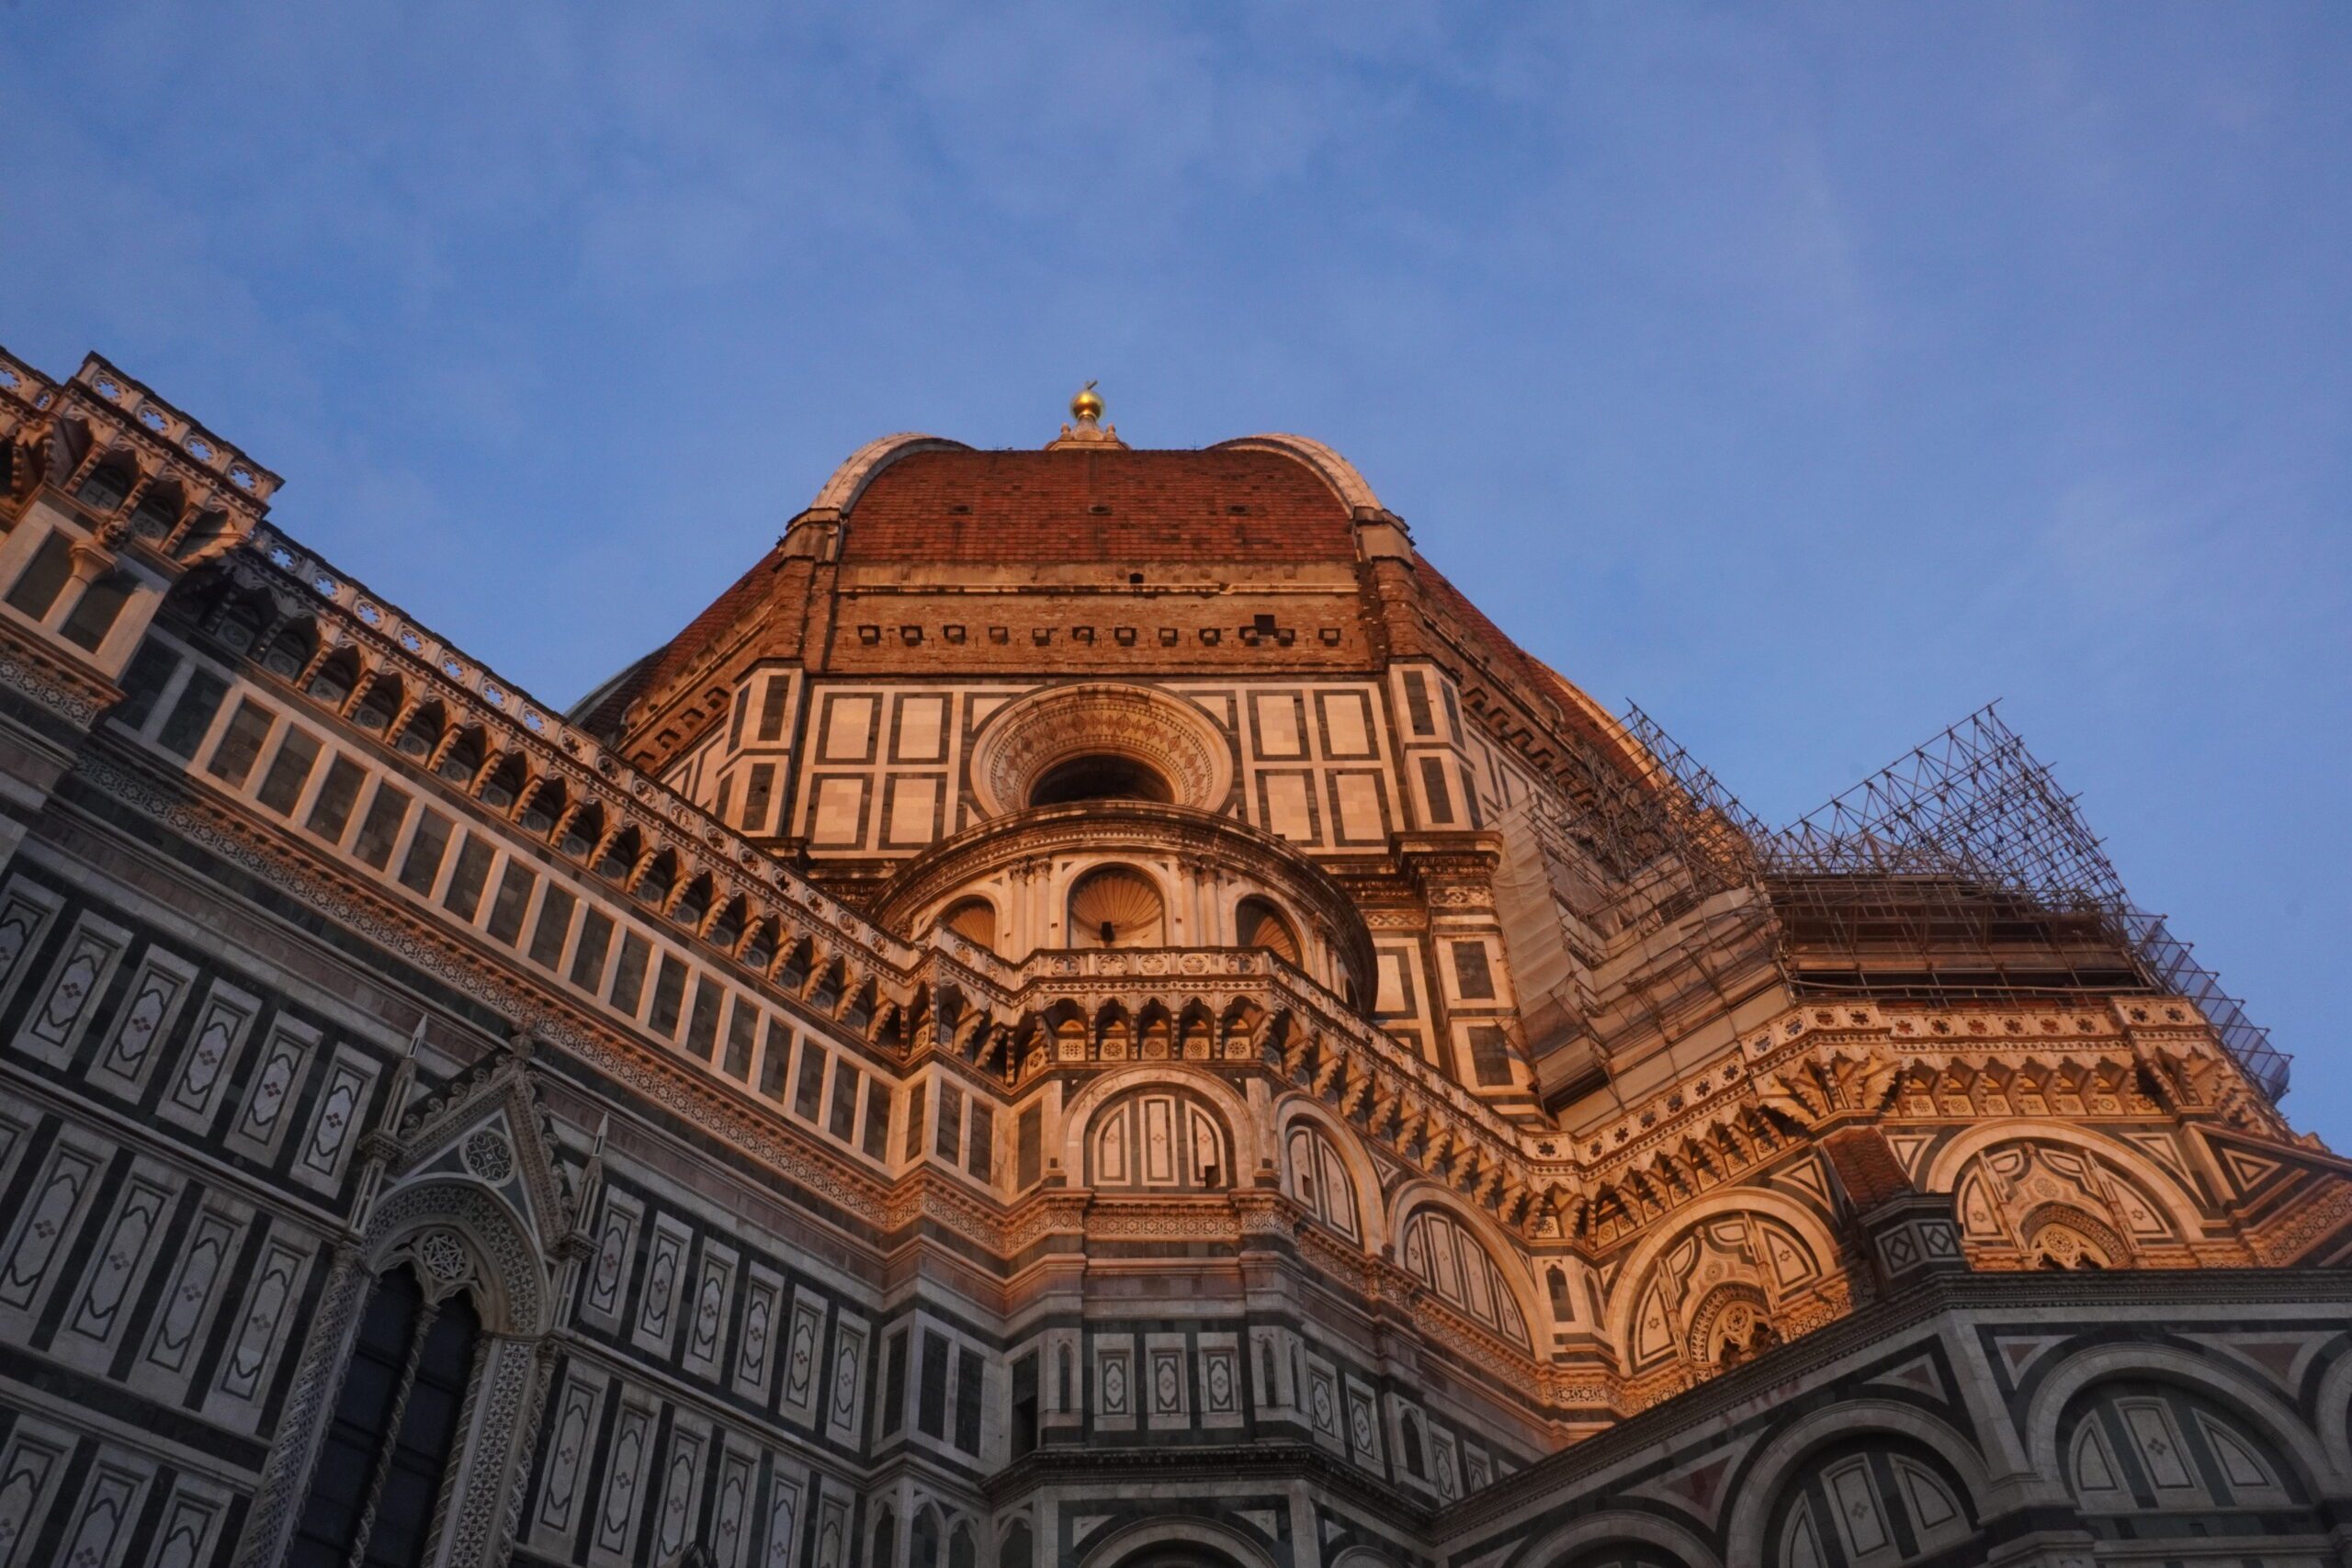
1415 559 1636 772
590 550 779 734
838 447 1356 564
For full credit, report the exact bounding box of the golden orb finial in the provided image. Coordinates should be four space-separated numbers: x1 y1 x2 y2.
1070 380 1104 425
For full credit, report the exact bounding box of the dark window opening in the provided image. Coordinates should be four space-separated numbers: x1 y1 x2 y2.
257 729 322 817
109 641 179 731
649 954 688 1037
917 1331 950 1438
794 1043 827 1120
527 885 575 970
954 1347 985 1452
1027 754 1172 807
306 754 368 843
609 932 651 1014
397 812 451 896
829 1060 859 1140
59 571 132 650
156 667 227 759
206 699 276 787
723 1001 759 1080
4 532 75 622
352 784 412 870
1010 1352 1039 1459
441 834 494 921
288 1268 480 1568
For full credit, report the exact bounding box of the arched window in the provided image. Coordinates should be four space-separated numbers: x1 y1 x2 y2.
910 1506 943 1568
1284 1122 1361 1244
1066 866 1164 948
288 1263 481 1567
1399 1208 1529 1348
1088 1087 1231 1191
1235 897 1302 964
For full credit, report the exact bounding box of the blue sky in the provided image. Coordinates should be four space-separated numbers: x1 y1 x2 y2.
7 4 2347 1141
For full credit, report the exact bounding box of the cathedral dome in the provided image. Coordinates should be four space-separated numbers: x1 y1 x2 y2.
828 445 1358 565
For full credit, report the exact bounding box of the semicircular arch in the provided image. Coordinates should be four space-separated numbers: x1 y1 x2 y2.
1923 1120 2211 1244
1390 1181 1544 1348
1076 1516 1277 1568
966 682 1236 819
2022 1340 2334 1499
1509 1508 1722 1568
1276 1095 1386 1251
1721 1398 1993 1568
1600 1190 1845 1368
1058 1063 1263 1189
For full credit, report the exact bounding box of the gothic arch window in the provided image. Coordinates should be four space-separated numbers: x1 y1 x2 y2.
288 1258 482 1568
909 1507 940 1568
999 1517 1035 1568
1235 897 1302 965
1398 1206 1530 1348
1766 1436 1977 1568
1088 1086 1232 1191
1067 865 1165 948
1283 1121 1361 1244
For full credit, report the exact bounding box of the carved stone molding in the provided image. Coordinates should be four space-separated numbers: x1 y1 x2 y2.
966 682 1235 818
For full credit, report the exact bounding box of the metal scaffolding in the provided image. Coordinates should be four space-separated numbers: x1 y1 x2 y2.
1615 704 2290 1100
